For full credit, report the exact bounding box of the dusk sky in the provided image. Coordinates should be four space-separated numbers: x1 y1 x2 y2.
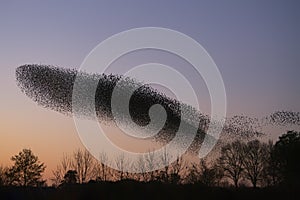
1 0 299 180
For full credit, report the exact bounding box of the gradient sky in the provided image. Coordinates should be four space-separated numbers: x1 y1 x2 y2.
0 0 299 180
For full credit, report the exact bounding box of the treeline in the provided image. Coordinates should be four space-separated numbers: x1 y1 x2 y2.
0 131 299 188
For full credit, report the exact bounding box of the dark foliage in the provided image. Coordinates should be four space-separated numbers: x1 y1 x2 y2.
5 149 46 187
63 170 78 185
272 131 300 187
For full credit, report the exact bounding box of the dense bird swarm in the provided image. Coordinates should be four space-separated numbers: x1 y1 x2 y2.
16 64 300 153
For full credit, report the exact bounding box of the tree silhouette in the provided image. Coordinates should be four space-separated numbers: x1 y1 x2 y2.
72 149 95 183
217 141 244 188
51 154 73 186
63 170 78 184
159 148 170 183
263 141 283 186
0 165 8 186
96 152 109 181
198 159 222 187
115 153 128 180
168 156 184 184
242 140 268 188
260 141 280 187
51 149 96 186
185 162 201 184
0 166 4 186
6 149 46 186
272 130 300 186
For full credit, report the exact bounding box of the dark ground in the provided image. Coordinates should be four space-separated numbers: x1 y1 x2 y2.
0 181 298 200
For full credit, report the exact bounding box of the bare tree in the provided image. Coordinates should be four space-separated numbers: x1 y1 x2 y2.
217 141 244 188
51 149 96 185
115 153 128 180
98 152 109 181
92 152 112 182
72 149 95 183
159 148 170 183
51 168 62 187
145 150 156 181
135 155 147 181
185 158 222 186
61 154 73 174
242 140 268 188
51 154 72 186
198 159 222 187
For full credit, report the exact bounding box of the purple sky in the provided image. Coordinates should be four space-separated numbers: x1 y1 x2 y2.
0 0 299 178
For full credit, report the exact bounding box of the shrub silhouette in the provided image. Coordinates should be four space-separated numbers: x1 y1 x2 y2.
63 170 78 185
